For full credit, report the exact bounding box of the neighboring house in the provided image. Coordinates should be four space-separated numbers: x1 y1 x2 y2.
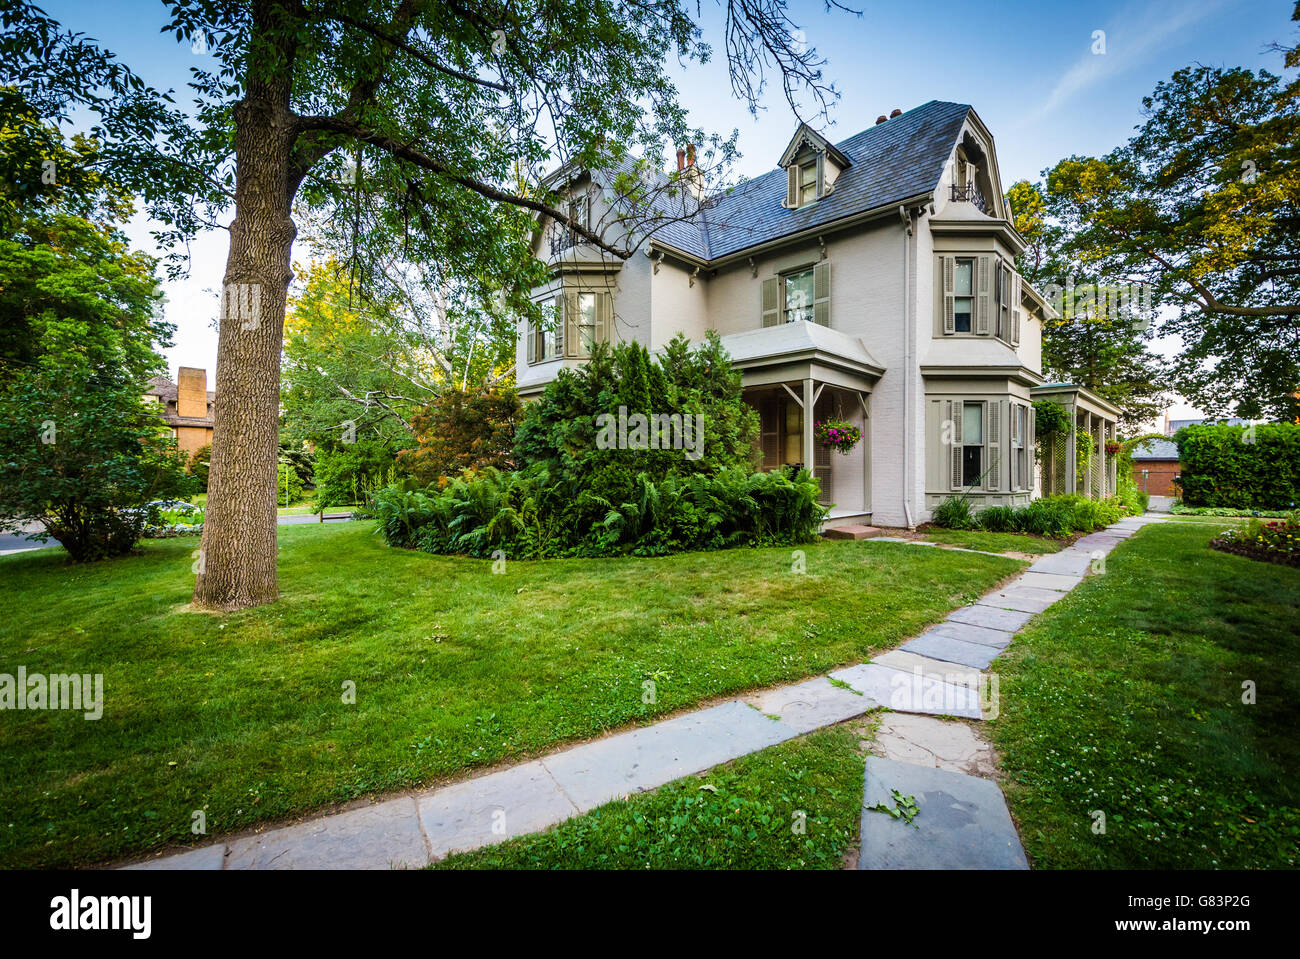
1164 414 1249 435
519 101 1119 528
1130 437 1181 497
144 368 215 457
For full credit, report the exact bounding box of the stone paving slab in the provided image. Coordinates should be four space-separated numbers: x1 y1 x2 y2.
858 757 1028 870
1014 571 1084 592
122 843 227 871
898 633 999 670
946 604 1033 633
871 650 984 690
417 760 577 859
978 584 1068 613
872 714 998 778
541 701 796 812
829 663 981 719
743 676 875 733
225 797 428 870
926 620 1014 650
1027 550 1095 576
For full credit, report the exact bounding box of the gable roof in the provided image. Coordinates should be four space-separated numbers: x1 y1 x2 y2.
1130 437 1180 461
649 100 972 262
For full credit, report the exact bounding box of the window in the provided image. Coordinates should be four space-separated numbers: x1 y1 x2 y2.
961 401 983 486
1013 404 1028 490
577 292 597 355
784 268 815 323
954 259 973 333
798 160 818 207
529 296 561 363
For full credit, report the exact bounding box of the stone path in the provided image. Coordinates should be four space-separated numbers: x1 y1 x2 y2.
123 514 1168 871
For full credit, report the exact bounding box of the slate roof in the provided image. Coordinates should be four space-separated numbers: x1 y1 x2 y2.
1130 438 1180 461
644 100 972 261
144 375 216 429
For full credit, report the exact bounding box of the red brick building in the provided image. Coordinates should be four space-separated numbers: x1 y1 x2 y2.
1130 437 1180 497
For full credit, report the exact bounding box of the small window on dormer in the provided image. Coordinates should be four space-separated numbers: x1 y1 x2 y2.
798 159 819 207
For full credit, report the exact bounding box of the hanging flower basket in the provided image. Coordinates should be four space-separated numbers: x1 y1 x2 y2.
1104 440 1123 456
814 419 861 455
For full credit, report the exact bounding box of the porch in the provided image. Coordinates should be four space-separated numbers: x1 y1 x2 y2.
1030 383 1121 499
718 322 884 524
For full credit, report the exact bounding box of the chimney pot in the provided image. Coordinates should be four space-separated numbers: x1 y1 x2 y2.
890 108 902 118
687 143 696 167
876 115 888 125
676 148 685 172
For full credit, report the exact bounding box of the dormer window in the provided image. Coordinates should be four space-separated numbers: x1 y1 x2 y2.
778 123 850 210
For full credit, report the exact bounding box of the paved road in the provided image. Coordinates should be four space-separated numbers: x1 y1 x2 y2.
1 514 359 555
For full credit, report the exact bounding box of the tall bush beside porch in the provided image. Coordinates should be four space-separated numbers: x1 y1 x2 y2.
1175 423 1300 510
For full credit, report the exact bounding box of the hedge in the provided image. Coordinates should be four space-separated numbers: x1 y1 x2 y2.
1174 423 1300 510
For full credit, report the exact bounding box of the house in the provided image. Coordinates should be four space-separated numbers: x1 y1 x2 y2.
518 101 1119 528
143 367 215 457
1129 437 1180 497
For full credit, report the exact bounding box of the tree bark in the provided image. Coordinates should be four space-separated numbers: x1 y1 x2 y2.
192 1 300 611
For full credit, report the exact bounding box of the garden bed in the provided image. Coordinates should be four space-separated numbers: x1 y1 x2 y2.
1209 519 1300 568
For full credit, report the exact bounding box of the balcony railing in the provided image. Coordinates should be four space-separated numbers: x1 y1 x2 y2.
950 182 988 213
549 226 583 256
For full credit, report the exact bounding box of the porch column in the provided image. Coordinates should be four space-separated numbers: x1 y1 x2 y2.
1066 407 1077 494
802 377 814 471
859 391 871 515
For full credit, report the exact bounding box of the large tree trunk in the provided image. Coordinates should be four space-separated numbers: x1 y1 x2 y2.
192 4 299 611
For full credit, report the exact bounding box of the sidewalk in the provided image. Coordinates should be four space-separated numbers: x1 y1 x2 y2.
123 514 1168 871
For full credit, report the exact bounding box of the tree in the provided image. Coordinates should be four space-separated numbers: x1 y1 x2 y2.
6 0 855 609
1006 180 1170 431
0 215 191 560
400 388 522 484
1031 5 1300 420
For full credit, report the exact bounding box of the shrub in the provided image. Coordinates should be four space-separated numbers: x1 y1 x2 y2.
276 461 306 506
314 439 400 508
931 496 976 530
1175 423 1300 510
1171 503 1292 518
375 335 820 559
1015 498 1073 537
399 388 522 484
187 444 211 492
975 505 1018 532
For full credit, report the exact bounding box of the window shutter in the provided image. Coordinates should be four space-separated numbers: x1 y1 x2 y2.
993 262 1003 339
976 256 991 335
942 256 956 334
562 291 577 358
526 317 536 364
813 261 830 326
985 400 1002 491
947 400 963 491
761 277 780 327
1011 272 1022 345
1027 402 1036 490
785 166 798 208
815 154 825 198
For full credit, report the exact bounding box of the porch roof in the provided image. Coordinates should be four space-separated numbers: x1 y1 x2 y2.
1030 382 1121 422
719 321 885 391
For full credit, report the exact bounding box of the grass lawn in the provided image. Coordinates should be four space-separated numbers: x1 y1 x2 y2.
0 523 1021 868
915 528 1065 555
438 725 868 869
991 522 1300 868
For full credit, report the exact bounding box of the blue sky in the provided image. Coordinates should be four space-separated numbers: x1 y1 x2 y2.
40 0 1299 420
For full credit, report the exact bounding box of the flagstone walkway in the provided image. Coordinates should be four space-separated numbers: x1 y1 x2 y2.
122 514 1168 871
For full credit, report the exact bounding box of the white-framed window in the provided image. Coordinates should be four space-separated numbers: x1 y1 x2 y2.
527 295 562 364
1011 403 1027 489
784 268 815 323
954 259 974 333
576 292 597 355
798 159 818 206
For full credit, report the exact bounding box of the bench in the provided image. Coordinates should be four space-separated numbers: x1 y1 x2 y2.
318 510 354 523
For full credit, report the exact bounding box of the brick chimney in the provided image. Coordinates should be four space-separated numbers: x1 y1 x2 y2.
890 108 902 118
875 115 888 125
686 143 695 167
676 148 685 172
177 367 207 419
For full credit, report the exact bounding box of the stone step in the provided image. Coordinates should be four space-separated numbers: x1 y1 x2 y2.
823 524 884 540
